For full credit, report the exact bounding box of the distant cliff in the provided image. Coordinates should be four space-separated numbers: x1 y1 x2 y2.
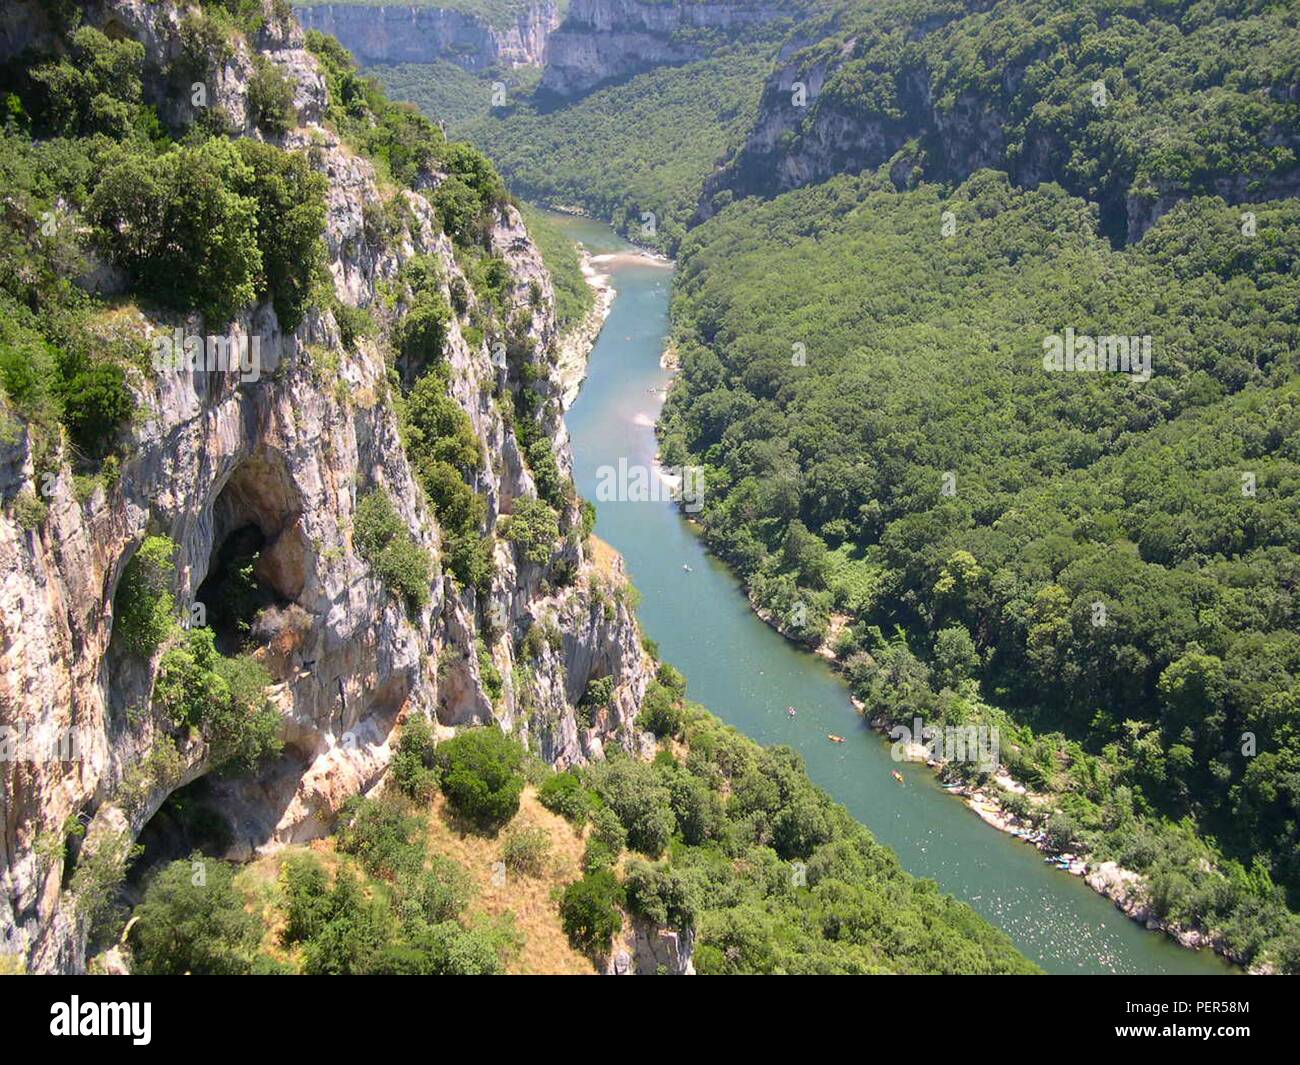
293 2 564 69
539 0 786 97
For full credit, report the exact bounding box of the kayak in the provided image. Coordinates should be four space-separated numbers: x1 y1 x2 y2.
827 734 846 744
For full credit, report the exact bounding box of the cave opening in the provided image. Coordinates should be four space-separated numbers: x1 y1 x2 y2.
195 522 284 655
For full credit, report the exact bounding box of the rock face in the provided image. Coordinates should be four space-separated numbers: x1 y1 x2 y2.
292 2 564 70
701 20 1300 243
0 0 650 973
539 0 783 97
606 916 694 975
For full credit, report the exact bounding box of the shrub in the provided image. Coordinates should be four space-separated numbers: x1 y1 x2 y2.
636 681 684 739
391 713 439 801
502 825 551 877
353 488 431 611
56 361 132 459
579 675 614 729
502 496 559 566
113 535 176 657
153 628 281 771
537 771 591 823
280 852 333 944
560 870 624 956
334 794 425 880
394 856 473 926
434 727 525 830
131 854 261 975
623 859 699 932
248 55 296 136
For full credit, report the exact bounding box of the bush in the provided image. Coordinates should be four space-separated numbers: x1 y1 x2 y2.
152 628 281 772
537 771 591 823
56 361 132 459
636 681 684 739
248 55 296 136
501 825 550 877
353 488 431 611
502 496 559 566
623 858 699 932
560 870 624 956
113 536 176 657
334 794 425 880
579 676 614 728
434 727 525 830
280 852 333 944
391 713 439 801
131 854 261 975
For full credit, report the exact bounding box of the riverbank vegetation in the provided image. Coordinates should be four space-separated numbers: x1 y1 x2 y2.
124 699 1038 974
660 165 1300 971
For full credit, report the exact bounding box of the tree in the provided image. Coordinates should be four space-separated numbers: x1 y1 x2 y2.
131 855 261 975
560 870 624 956
434 727 525 830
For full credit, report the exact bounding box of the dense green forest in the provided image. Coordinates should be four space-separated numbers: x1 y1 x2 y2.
376 48 774 255
710 0 1300 243
659 8 1300 967
126 681 1038 974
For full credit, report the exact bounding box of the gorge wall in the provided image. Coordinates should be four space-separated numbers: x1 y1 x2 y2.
0 0 651 973
539 0 785 97
292 1 564 70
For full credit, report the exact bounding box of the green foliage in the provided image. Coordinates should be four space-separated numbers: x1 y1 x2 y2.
248 54 297 136
382 45 778 255
559 870 624 957
69 829 141 949
353 487 432 611
89 136 326 328
502 496 559 567
130 854 262 975
665 75 1300 959
637 680 684 740
279 796 497 975
501 825 550 877
153 627 282 772
433 727 525 830
113 536 177 658
304 30 506 239
519 204 595 331
537 770 592 823
391 713 440 801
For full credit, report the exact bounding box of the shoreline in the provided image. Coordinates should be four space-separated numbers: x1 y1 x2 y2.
554 244 616 410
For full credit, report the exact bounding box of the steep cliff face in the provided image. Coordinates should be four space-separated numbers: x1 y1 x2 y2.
702 12 1300 244
0 0 650 973
539 0 783 97
292 2 564 70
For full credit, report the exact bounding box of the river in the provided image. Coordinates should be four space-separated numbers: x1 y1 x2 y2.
548 211 1232 975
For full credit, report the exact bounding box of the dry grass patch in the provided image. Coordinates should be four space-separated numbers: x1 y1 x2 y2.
425 787 596 975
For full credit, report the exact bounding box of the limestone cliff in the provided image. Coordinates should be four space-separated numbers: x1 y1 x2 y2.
292 2 564 70
539 0 784 97
702 16 1300 243
0 0 650 973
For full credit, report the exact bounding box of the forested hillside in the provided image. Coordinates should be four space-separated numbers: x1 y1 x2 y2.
660 0 1300 972
707 0 1300 244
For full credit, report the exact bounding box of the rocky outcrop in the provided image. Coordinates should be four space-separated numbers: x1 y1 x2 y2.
0 0 651 973
540 0 784 97
606 915 694 975
292 2 564 70
703 22 1300 244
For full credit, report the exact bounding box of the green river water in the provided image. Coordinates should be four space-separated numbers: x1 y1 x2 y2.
549 211 1233 975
